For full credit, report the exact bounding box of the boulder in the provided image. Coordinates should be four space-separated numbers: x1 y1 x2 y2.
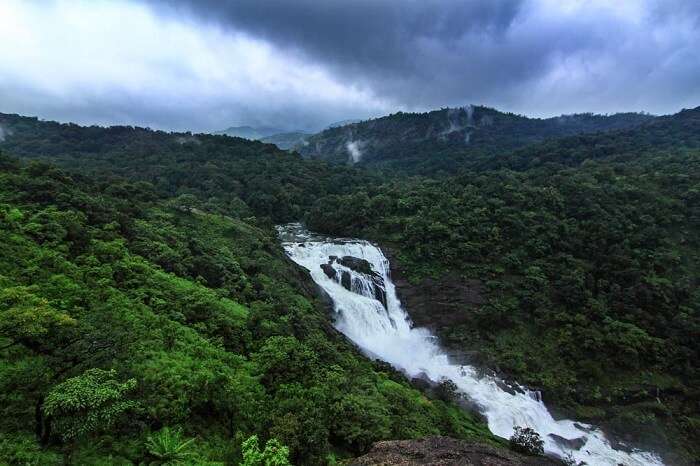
323 255 388 309
341 270 352 290
548 434 586 451
350 436 562 465
338 256 374 275
410 371 436 391
320 263 336 280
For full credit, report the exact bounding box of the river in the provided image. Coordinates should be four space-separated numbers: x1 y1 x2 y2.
278 223 664 466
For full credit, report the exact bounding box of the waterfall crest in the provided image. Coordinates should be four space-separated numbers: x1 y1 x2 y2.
278 223 663 466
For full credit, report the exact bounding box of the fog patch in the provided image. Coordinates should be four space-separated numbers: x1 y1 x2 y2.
0 124 13 142
439 105 475 145
465 104 474 126
175 135 201 145
479 114 494 126
346 140 365 163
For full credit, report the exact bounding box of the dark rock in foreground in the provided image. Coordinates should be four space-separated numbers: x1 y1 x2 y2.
350 437 562 465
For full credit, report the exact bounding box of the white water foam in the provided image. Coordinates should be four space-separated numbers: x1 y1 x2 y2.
278 223 664 466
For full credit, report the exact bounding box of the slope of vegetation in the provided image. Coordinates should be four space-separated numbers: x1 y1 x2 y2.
0 112 377 224
1 107 698 464
296 106 655 175
0 154 495 464
306 112 700 463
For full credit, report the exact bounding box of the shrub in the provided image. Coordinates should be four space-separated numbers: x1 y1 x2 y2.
146 426 195 465
240 435 291 466
509 426 544 456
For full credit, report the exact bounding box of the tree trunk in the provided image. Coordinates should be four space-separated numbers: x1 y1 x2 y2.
35 397 52 445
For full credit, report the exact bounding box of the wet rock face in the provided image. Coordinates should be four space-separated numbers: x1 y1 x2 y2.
319 256 388 309
320 263 336 280
548 433 586 451
350 436 563 465
341 270 353 290
337 256 374 275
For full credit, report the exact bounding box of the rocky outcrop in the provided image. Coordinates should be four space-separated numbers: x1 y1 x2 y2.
320 263 336 280
548 434 586 451
350 437 562 466
319 256 387 308
337 256 375 275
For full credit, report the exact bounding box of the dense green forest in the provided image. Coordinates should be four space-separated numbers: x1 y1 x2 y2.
0 107 698 464
306 109 700 463
296 106 656 175
0 113 377 223
0 153 494 464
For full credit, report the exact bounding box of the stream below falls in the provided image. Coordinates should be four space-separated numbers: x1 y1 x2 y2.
278 223 664 466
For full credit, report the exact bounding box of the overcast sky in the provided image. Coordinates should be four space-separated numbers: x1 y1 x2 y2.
1 0 698 132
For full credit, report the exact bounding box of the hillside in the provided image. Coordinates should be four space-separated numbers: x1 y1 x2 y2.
0 109 698 464
492 106 700 171
306 109 700 463
0 151 499 464
213 125 286 140
0 112 375 223
296 106 655 174
261 131 311 150
211 126 312 149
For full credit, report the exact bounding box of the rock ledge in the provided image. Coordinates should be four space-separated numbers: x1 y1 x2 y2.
350 437 562 466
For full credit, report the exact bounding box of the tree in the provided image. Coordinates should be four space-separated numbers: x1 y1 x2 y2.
0 286 75 351
509 426 544 456
240 435 291 466
42 368 137 441
434 378 462 403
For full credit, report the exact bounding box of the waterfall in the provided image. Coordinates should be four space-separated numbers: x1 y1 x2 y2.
278 223 664 466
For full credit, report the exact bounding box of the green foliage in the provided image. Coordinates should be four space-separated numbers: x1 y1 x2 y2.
509 426 544 456
0 286 76 345
43 368 138 441
0 148 496 465
0 107 698 463
146 427 195 465
240 435 291 466
298 106 657 175
0 432 62 465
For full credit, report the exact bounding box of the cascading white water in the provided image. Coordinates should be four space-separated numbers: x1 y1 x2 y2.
278 223 664 466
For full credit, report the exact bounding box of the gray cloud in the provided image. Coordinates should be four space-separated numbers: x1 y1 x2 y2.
149 0 700 116
1 0 698 132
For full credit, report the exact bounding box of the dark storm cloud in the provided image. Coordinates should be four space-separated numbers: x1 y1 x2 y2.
150 0 523 75
149 0 528 106
149 0 700 116
1 1 698 132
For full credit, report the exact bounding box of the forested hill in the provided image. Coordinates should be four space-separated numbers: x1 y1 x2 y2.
493 106 700 171
0 150 496 464
1 108 698 464
306 113 700 463
0 112 375 223
295 105 655 173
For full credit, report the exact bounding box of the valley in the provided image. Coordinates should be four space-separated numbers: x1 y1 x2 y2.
0 105 698 465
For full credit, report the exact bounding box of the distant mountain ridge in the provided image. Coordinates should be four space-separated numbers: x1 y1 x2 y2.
260 131 311 150
295 105 656 173
213 125 287 140
213 125 312 150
